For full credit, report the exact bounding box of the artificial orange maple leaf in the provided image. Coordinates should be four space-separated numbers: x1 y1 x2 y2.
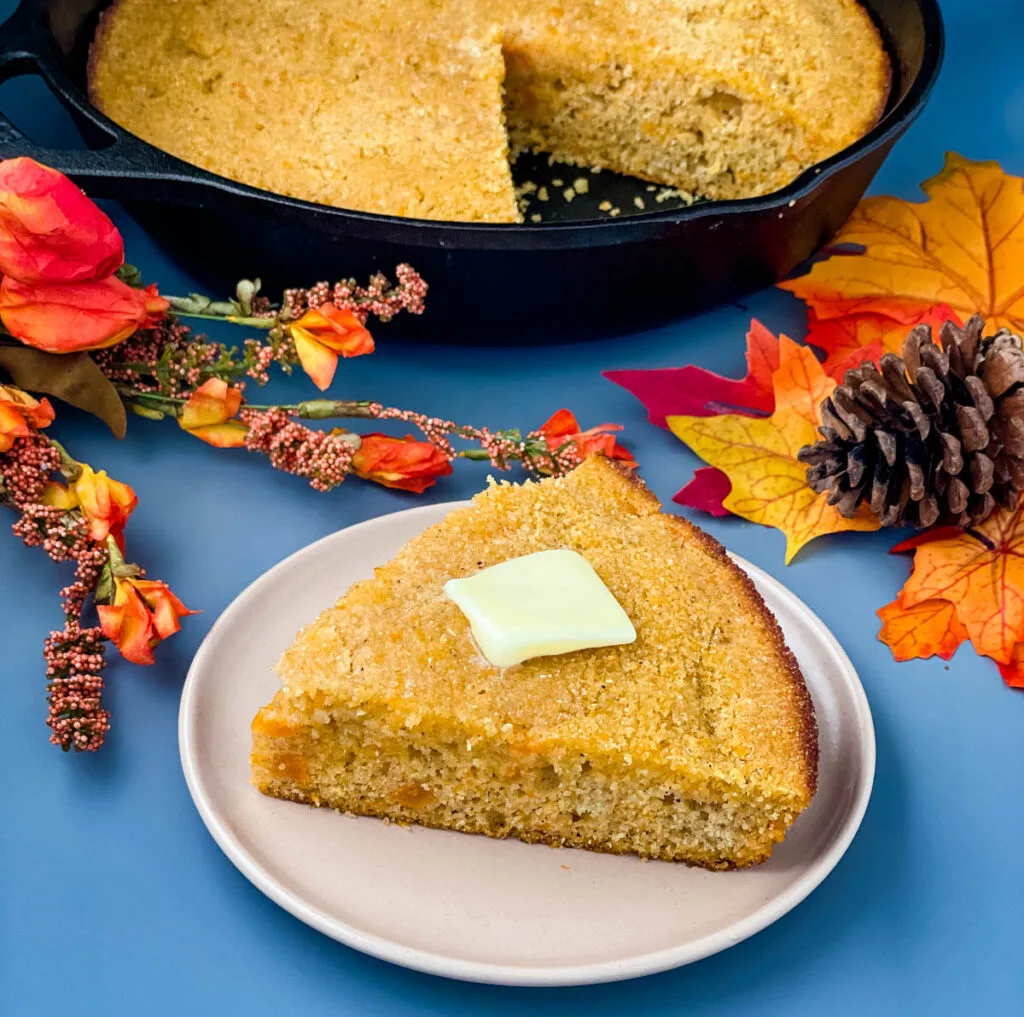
781 154 1024 336
877 595 968 662
996 643 1024 689
808 304 963 380
667 336 880 563
895 500 1024 665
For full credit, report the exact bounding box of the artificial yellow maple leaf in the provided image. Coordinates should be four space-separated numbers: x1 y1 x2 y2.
667 336 880 563
781 154 1024 336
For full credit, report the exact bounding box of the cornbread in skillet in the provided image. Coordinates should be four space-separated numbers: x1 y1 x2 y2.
250 457 817 869
501 0 889 203
88 0 519 222
89 0 889 222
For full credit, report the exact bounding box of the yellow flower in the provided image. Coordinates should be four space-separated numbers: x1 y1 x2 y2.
0 384 54 451
178 378 248 447
287 305 374 391
43 463 137 549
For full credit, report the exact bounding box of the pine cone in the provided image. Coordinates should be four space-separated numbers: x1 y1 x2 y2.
799 315 1024 528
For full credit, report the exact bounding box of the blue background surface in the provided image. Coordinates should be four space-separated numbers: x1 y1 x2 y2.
2 1 1022 1013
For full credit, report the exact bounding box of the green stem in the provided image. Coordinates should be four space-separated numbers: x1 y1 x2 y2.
48 439 82 480
297 399 376 420
169 310 277 329
116 385 377 420
116 361 250 382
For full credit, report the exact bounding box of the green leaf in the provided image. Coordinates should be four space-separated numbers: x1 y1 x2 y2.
115 263 143 289
130 402 166 421
0 347 127 438
94 562 114 605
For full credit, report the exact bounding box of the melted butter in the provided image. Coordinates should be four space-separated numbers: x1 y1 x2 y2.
443 549 636 668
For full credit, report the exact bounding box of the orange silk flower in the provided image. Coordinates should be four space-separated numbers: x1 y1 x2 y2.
351 433 453 492
0 157 124 283
97 576 197 666
178 378 247 447
0 276 168 353
288 305 374 391
537 408 636 467
0 384 54 450
43 463 138 549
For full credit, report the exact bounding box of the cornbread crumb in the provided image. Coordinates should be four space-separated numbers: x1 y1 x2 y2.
251 457 817 869
537 186 549 202
563 187 575 202
634 197 646 210
656 187 692 204
598 200 612 212
573 177 589 194
90 0 889 222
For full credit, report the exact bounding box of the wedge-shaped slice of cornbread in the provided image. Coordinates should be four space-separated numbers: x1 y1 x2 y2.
251 456 817 868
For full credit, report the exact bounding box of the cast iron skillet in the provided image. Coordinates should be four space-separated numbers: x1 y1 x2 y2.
0 0 943 342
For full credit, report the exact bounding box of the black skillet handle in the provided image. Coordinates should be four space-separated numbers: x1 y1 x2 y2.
0 0 235 206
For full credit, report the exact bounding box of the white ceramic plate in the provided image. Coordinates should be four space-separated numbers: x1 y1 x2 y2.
179 502 875 986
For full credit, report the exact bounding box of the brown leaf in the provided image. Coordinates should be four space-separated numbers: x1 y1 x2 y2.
0 345 126 438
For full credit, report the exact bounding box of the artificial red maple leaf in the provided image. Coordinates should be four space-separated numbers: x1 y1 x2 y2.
807 304 963 380
671 466 732 516
604 319 779 428
606 320 783 514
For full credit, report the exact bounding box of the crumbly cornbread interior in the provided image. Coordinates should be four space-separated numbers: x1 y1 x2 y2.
251 457 817 869
89 0 889 222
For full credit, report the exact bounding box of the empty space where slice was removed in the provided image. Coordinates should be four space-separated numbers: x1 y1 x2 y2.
89 0 889 221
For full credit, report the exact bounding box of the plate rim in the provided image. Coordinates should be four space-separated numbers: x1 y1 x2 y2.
178 501 876 986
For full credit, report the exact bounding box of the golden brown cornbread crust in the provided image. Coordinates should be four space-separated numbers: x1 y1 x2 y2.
251 456 817 868
617 461 818 796
88 0 889 222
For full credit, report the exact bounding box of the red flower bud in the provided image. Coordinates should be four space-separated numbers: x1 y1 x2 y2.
537 409 636 468
351 433 452 493
0 157 123 283
0 276 168 353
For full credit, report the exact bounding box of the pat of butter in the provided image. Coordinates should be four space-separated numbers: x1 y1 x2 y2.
443 550 636 668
